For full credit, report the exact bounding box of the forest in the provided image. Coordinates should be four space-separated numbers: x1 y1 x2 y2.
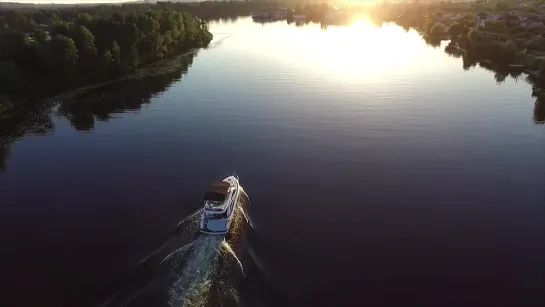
0 2 216 114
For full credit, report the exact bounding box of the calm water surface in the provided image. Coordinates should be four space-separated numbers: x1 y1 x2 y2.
1 18 544 307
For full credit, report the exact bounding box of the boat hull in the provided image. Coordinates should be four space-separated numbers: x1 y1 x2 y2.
199 175 239 235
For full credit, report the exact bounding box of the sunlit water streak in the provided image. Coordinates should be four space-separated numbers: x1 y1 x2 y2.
237 204 253 229
221 240 245 277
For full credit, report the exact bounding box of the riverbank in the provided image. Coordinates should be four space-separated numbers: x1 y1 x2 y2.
0 47 207 118
1 1 362 118
375 2 545 83
0 47 199 120
0 4 212 117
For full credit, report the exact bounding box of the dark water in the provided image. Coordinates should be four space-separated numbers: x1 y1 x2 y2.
1 18 544 307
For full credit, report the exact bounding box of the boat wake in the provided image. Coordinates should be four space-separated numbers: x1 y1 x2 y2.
163 235 224 307
160 196 250 307
96 189 251 307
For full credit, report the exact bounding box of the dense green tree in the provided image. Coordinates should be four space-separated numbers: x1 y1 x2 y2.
124 44 141 71
430 22 447 37
48 35 79 69
112 12 126 24
111 41 122 68
0 2 215 115
73 25 98 59
76 13 93 27
0 61 24 92
50 20 72 37
34 28 50 43
448 22 468 38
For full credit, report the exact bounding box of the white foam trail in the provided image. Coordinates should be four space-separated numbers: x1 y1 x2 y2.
139 210 202 265
239 187 251 205
237 204 253 229
176 209 203 228
221 240 245 276
167 235 224 307
163 186 252 306
161 240 197 264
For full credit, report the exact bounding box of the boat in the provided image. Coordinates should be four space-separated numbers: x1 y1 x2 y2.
199 173 241 235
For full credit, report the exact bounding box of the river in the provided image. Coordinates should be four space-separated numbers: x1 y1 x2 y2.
0 17 544 307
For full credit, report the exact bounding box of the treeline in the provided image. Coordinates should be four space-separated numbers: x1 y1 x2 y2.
0 3 213 114
385 3 545 75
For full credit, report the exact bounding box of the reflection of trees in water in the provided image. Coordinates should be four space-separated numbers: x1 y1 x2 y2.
0 53 196 170
422 35 441 48
0 147 10 172
535 97 545 124
0 104 55 172
208 16 240 23
58 54 196 131
532 87 545 124
444 41 543 124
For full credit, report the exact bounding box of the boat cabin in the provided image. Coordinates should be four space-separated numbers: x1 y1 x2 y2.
204 181 230 202
203 181 232 220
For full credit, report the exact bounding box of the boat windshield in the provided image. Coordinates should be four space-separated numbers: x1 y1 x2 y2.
207 211 227 219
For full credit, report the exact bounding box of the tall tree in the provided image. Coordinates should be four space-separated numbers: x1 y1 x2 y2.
110 41 121 69
74 25 98 60
48 35 79 70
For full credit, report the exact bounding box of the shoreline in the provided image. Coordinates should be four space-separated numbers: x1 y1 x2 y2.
0 48 200 120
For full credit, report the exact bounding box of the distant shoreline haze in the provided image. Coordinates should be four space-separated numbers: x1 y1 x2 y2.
3 0 139 3
0 0 384 5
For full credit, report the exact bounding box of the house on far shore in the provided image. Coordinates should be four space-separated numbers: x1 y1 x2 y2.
475 12 498 28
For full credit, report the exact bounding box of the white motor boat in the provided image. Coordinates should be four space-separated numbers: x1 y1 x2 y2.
199 173 240 235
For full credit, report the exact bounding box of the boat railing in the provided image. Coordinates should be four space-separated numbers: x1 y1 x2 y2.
216 170 239 181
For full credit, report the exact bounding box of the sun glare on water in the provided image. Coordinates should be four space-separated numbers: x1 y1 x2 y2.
217 15 437 85
212 15 448 86
295 16 428 82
